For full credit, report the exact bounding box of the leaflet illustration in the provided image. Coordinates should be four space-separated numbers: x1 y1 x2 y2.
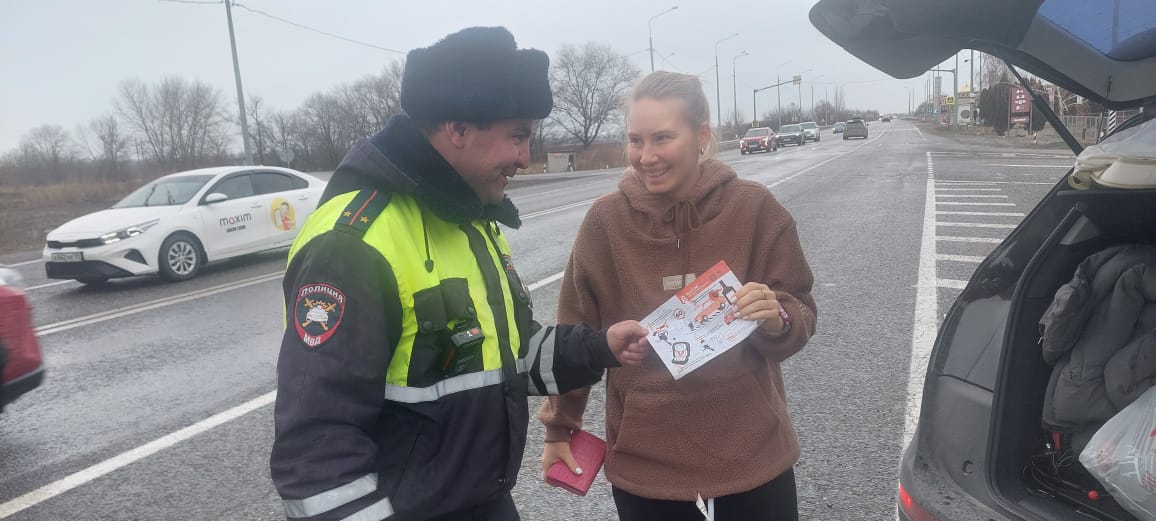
640 260 761 380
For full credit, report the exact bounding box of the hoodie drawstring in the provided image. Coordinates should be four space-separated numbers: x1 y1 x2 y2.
662 200 702 286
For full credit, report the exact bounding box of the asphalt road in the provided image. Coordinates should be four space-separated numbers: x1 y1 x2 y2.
0 120 1074 520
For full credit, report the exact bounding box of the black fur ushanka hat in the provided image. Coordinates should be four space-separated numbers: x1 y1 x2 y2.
401 26 553 123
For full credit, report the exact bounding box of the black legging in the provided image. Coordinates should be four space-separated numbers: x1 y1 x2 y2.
611 468 798 521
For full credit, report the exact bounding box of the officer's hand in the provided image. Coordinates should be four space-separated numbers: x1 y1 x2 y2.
541 440 581 481
607 320 650 366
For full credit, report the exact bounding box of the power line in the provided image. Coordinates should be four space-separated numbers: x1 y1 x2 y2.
158 0 405 55
230 3 406 55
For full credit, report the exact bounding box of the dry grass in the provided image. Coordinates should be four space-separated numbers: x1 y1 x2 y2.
0 181 136 252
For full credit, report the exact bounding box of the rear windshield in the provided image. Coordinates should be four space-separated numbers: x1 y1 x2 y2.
781 125 801 133
745 128 771 137
846 120 865 127
1039 0 1156 59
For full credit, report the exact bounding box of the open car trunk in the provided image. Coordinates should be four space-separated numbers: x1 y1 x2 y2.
809 1 1156 519
993 183 1156 521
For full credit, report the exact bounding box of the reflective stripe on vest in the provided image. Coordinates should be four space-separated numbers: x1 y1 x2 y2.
290 191 525 402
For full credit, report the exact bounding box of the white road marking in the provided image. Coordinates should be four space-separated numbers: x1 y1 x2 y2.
936 211 1025 217
26 280 76 291
937 180 1055 185
0 391 278 519
520 198 599 219
767 130 889 189
0 258 42 268
937 236 1005 244
905 151 938 451
936 279 969 289
937 254 986 264
934 195 1009 199
936 222 1017 229
527 271 565 291
984 164 1072 168
935 202 1017 206
1 271 569 517
35 272 286 337
935 188 1002 191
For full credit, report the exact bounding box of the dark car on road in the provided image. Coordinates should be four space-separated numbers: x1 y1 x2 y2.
776 124 806 146
0 268 43 414
740 127 777 154
812 0 1156 520
833 121 846 133
842 118 868 140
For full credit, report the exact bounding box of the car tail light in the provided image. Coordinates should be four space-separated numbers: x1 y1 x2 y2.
898 483 939 521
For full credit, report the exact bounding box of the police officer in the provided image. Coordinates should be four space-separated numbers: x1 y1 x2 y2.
270 27 650 521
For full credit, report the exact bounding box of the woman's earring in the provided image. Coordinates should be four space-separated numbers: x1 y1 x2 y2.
699 147 705 156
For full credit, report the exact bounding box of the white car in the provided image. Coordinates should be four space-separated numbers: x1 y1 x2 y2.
43 166 326 284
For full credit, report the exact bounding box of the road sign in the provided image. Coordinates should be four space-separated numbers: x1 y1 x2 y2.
946 96 955 105
792 75 801 85
276 148 295 167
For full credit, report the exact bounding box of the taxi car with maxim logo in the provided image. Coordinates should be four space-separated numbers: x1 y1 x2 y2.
42 166 325 284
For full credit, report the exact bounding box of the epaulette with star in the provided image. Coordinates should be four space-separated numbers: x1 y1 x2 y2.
334 189 391 237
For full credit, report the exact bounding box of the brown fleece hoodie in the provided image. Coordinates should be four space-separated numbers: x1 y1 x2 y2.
537 158 817 501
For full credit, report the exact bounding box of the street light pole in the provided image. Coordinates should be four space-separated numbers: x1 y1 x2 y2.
795 68 812 123
775 60 790 128
713 33 739 129
953 52 959 125
224 0 252 165
810 75 824 122
732 51 748 130
648 6 679 73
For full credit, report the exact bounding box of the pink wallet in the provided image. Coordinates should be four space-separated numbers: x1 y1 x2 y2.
545 429 606 496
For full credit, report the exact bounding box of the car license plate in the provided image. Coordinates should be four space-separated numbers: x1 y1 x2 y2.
51 252 83 263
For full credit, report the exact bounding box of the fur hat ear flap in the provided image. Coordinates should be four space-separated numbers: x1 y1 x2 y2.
401 27 553 123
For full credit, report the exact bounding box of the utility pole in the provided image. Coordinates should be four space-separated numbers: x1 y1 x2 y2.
776 60 790 128
953 52 959 126
732 51 748 131
224 0 252 165
714 33 739 129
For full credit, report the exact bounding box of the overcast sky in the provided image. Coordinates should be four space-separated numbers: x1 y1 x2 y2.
1 0 967 153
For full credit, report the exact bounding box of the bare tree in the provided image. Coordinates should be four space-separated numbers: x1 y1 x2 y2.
343 61 405 137
246 95 272 165
299 92 351 169
89 115 128 180
550 42 640 149
0 125 76 185
267 110 305 168
27 125 74 183
115 77 229 170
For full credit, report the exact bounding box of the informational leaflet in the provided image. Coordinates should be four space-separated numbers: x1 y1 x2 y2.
640 260 761 380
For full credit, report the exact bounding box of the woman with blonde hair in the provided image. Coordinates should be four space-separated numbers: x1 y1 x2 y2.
538 71 817 520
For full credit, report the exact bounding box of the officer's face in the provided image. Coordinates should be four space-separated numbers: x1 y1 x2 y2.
454 120 532 204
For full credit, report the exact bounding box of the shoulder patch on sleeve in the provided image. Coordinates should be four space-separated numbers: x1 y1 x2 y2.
293 283 347 348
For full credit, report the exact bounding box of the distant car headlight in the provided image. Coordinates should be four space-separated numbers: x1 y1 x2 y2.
0 267 24 288
100 219 159 245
